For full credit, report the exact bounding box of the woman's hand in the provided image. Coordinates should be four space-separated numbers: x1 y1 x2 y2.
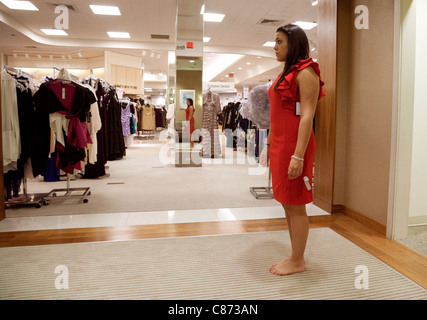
288 158 304 180
259 146 269 168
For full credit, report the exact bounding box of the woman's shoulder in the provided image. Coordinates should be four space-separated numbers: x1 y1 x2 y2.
295 58 321 76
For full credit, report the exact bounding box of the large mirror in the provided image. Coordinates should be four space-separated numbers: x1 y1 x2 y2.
174 0 204 167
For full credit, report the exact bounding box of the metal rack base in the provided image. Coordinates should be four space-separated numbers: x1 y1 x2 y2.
5 193 49 209
249 187 274 199
44 187 91 204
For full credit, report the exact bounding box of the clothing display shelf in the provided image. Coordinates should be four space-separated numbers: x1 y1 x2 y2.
3 65 49 208
42 67 92 205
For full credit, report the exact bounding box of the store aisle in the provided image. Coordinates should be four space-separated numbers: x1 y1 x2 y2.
5 135 280 218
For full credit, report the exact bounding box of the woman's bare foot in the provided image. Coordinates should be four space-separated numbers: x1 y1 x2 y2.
269 259 305 276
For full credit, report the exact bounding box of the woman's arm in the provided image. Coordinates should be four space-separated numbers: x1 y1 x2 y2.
288 67 319 180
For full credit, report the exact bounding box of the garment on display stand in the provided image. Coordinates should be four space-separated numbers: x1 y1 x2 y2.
202 90 222 158
33 68 94 204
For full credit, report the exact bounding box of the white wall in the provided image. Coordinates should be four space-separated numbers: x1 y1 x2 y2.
409 0 427 224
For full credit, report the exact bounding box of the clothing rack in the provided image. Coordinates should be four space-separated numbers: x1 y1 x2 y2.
42 68 91 204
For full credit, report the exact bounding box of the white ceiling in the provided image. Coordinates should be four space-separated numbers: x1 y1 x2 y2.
0 0 318 91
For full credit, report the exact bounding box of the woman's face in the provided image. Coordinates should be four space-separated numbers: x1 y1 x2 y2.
274 31 288 63
187 99 190 106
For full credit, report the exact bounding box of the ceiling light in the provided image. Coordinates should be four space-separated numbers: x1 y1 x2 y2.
203 13 225 23
246 62 251 65
41 29 68 36
263 41 275 47
107 32 130 39
0 0 38 11
89 5 121 16
311 0 319 6
294 21 318 30
203 37 211 43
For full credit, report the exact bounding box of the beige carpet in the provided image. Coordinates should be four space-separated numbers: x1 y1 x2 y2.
7 137 280 218
0 228 426 300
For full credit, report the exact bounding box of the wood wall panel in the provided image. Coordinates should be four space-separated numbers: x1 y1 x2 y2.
314 0 338 213
0 53 5 221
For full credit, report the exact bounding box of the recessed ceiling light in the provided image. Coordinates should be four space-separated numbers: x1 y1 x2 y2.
107 32 130 39
294 21 318 30
90 5 121 16
263 42 275 47
0 0 38 11
41 29 68 36
203 13 225 23
203 37 211 43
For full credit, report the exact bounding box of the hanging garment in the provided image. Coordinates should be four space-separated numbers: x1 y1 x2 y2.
121 102 131 137
142 105 156 131
83 80 109 178
106 89 126 160
81 83 102 165
202 92 222 158
1 70 21 173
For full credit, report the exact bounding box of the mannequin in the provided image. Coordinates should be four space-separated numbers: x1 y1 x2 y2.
202 89 222 158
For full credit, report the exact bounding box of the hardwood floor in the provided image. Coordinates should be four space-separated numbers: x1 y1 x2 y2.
0 213 426 290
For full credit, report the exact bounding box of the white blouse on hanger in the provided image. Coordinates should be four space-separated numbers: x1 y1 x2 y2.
1 70 21 172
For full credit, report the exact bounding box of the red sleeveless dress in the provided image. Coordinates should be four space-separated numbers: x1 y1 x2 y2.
186 105 195 135
268 58 325 205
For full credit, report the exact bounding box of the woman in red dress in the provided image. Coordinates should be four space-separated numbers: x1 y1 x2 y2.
262 25 325 276
185 98 195 147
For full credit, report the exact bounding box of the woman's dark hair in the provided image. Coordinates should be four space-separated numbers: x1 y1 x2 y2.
274 24 310 90
186 98 194 107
